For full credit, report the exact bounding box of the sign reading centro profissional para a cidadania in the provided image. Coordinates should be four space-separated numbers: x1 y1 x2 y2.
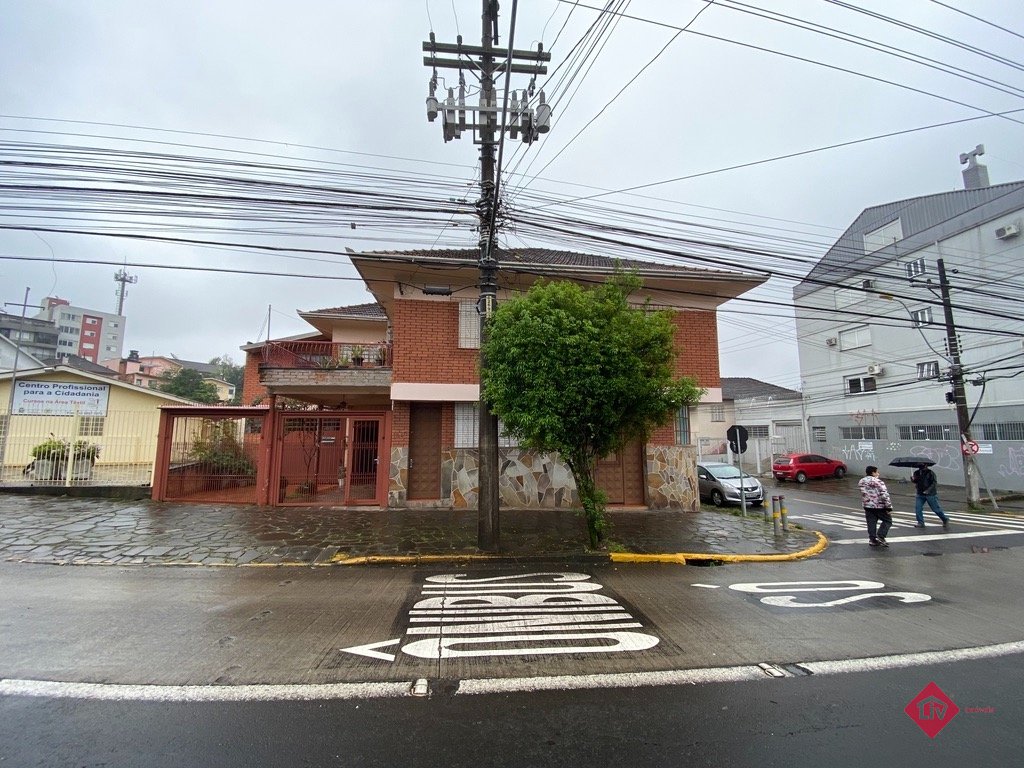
12 380 111 416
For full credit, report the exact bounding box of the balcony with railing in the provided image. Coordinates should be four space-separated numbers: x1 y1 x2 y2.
258 340 392 396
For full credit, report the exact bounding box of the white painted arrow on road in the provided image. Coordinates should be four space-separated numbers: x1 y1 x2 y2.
340 638 400 661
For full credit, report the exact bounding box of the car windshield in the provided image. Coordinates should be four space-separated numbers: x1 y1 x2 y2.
708 465 743 479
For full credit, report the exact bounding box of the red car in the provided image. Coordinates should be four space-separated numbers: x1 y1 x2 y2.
773 453 847 483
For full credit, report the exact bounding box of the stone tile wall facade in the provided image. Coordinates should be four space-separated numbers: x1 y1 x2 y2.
389 444 698 511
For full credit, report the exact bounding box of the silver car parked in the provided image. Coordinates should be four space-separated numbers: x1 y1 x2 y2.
697 462 764 507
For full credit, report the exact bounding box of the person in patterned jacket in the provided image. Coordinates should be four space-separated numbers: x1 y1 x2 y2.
858 465 893 548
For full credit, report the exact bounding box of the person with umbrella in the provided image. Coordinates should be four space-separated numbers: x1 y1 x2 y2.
890 458 950 529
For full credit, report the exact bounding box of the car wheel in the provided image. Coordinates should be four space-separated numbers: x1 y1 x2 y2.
795 471 807 483
711 489 725 507
834 467 846 478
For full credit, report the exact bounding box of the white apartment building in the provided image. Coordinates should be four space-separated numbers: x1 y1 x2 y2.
36 297 127 365
793 153 1024 492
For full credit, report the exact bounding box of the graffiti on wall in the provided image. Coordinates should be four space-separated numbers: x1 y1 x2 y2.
841 444 876 462
849 409 881 427
999 448 1024 479
902 445 962 472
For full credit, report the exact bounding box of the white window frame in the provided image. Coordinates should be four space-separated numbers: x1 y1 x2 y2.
917 361 940 380
912 307 933 327
905 257 927 280
812 426 826 442
838 326 870 350
710 404 724 422
454 403 515 447
864 219 903 254
846 375 878 395
458 301 480 349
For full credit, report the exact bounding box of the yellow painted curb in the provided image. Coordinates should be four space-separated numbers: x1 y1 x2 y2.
332 553 519 566
609 531 829 565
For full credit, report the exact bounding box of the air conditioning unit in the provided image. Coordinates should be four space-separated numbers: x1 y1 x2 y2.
825 337 838 347
867 363 885 376
995 223 1020 240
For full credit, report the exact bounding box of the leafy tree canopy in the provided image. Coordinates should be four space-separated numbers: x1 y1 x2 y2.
160 367 220 404
482 272 705 547
209 354 244 404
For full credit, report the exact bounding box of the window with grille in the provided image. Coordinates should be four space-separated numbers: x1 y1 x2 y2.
898 424 957 440
747 424 770 439
977 422 1024 441
812 426 826 442
454 403 516 448
458 301 480 349
840 425 886 440
78 416 105 437
675 406 691 445
917 361 939 380
710 404 724 422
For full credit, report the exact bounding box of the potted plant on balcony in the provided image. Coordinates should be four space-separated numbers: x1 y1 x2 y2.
29 437 71 481
350 345 365 367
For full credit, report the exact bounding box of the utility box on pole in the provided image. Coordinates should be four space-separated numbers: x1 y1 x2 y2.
422 2 550 551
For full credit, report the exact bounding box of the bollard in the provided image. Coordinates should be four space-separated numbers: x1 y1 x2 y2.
772 496 781 537
780 495 788 532
767 495 776 524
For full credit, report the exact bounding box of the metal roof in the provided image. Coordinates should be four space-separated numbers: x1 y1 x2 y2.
796 181 1024 298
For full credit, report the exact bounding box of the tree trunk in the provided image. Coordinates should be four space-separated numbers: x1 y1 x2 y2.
567 454 606 549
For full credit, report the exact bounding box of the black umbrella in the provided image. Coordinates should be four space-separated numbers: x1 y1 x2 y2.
889 457 936 468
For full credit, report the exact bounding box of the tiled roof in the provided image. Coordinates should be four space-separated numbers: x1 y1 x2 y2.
721 377 801 401
363 248 754 277
300 302 388 319
40 354 118 377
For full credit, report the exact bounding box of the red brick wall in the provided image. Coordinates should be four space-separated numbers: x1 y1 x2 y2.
392 401 410 447
242 350 268 405
441 403 455 449
672 310 720 388
392 299 479 384
647 310 720 446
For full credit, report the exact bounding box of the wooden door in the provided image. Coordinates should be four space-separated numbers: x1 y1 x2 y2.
408 404 441 500
596 440 645 506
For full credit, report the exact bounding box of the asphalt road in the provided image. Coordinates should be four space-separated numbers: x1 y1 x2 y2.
1 654 1017 768
1 479 1021 766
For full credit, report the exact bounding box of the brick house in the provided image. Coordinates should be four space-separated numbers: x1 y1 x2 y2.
228 248 765 510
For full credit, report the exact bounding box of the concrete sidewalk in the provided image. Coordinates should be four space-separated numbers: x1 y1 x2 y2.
0 492 823 566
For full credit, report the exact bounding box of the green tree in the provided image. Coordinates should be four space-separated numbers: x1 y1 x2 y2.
482 272 705 549
160 367 220 404
209 354 244 404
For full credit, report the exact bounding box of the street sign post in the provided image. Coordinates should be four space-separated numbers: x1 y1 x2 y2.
726 425 750 516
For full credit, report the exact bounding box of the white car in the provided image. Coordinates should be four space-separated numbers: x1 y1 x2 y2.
697 462 764 507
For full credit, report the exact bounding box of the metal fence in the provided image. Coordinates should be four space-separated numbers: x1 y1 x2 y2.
695 436 780 475
0 409 159 488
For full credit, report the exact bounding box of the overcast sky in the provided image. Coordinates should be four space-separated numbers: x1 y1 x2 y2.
2 0 1023 387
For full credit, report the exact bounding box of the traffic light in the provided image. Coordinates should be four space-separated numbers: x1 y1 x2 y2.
945 391 956 404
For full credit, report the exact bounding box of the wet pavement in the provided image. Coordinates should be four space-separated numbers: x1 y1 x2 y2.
0 493 819 566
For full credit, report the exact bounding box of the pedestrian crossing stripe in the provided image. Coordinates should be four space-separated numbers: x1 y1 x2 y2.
787 509 1024 533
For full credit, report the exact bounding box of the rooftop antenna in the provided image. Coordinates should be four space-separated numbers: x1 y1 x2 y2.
114 268 138 315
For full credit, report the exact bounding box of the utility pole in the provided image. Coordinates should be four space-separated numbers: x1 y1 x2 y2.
937 257 980 506
423 0 550 551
